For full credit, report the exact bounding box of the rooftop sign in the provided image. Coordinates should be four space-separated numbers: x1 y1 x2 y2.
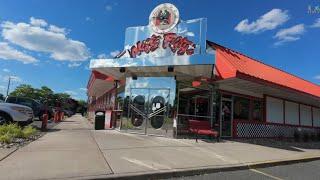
123 3 207 59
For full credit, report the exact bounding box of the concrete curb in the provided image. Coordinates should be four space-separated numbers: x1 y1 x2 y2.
86 155 320 180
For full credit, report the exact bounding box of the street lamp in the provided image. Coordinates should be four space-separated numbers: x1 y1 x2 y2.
6 76 11 96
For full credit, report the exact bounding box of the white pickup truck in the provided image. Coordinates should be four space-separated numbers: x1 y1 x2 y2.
0 102 34 125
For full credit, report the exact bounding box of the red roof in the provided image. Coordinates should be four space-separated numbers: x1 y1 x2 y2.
209 41 320 98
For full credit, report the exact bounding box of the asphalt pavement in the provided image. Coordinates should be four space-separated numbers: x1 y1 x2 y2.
169 159 320 180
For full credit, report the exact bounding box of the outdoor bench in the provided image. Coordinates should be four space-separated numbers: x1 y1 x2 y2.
188 119 220 142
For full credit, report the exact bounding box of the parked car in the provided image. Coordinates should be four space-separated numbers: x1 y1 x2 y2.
0 102 34 125
5 96 53 121
62 109 74 117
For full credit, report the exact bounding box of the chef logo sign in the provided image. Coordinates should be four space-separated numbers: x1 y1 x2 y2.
124 3 207 58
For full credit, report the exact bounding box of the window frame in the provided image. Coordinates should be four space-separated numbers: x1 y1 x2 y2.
220 90 264 122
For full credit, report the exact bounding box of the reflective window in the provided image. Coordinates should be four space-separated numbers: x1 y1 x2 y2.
233 96 250 120
252 100 263 121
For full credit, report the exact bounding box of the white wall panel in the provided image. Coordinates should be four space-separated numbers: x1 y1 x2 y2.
266 96 283 124
285 101 299 125
313 108 320 127
300 104 312 126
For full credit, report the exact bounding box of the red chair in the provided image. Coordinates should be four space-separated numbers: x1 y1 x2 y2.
189 120 219 142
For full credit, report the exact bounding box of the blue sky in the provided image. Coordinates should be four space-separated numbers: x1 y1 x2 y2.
0 0 319 100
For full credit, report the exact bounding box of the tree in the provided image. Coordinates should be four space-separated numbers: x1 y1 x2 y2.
9 84 84 112
0 93 4 100
10 84 36 99
36 86 54 104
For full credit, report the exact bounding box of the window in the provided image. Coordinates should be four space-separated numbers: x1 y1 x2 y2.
233 96 250 120
266 96 283 123
252 100 263 121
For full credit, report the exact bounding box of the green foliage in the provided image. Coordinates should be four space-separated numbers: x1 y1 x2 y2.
0 93 4 100
22 125 38 138
9 84 82 111
0 124 38 144
0 134 12 144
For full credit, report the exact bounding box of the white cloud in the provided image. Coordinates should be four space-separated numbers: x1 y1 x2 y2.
97 53 107 59
49 25 67 34
30 17 48 27
311 18 320 28
85 17 92 21
2 75 22 83
0 42 37 64
274 24 305 45
3 68 10 73
0 85 6 94
97 50 120 59
68 62 82 68
105 5 112 11
235 9 289 34
110 50 120 57
1 17 90 62
79 88 87 91
314 75 320 80
64 90 78 96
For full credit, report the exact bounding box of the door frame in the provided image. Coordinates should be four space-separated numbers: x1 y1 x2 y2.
128 87 170 135
220 97 233 138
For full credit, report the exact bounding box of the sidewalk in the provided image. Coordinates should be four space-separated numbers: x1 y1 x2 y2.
92 130 320 178
0 115 112 180
0 115 320 180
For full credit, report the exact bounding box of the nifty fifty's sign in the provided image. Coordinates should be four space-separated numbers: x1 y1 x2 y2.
123 3 207 59
128 33 196 58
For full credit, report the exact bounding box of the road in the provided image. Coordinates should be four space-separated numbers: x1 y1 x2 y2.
169 160 320 180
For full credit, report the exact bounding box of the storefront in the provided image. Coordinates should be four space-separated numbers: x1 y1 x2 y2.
87 3 320 138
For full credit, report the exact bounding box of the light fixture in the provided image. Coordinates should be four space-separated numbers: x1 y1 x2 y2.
168 66 174 72
120 67 125 73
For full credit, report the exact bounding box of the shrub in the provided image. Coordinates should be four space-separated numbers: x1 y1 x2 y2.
0 133 12 144
294 130 301 142
22 125 37 138
0 123 22 138
303 132 310 142
0 124 38 144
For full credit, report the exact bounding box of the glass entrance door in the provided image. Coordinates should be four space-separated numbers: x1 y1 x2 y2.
127 88 170 136
220 99 233 137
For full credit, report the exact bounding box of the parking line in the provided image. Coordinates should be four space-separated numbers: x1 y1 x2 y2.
249 168 284 180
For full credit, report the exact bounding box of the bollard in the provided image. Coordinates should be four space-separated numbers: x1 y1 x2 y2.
41 114 48 131
60 112 64 121
54 112 59 123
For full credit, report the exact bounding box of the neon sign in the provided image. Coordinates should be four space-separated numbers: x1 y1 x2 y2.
128 33 196 58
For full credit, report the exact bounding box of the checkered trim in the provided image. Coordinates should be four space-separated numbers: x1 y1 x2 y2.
236 122 320 138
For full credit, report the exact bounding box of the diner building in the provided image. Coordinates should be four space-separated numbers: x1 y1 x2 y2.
87 3 320 138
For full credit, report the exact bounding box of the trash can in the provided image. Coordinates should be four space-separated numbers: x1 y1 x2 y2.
95 111 105 130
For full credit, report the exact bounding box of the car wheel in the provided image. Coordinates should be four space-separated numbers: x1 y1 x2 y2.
0 112 12 125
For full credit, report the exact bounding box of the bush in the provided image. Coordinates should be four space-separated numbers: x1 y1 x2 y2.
22 125 37 138
0 124 38 144
0 133 12 144
303 132 310 142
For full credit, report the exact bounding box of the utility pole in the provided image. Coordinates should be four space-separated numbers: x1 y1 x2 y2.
6 76 11 97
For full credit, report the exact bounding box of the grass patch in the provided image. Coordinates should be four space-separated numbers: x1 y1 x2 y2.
0 124 38 144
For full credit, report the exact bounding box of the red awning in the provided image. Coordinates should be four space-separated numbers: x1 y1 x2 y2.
209 41 320 99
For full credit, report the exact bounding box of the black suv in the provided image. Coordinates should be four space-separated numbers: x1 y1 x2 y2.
5 96 53 120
